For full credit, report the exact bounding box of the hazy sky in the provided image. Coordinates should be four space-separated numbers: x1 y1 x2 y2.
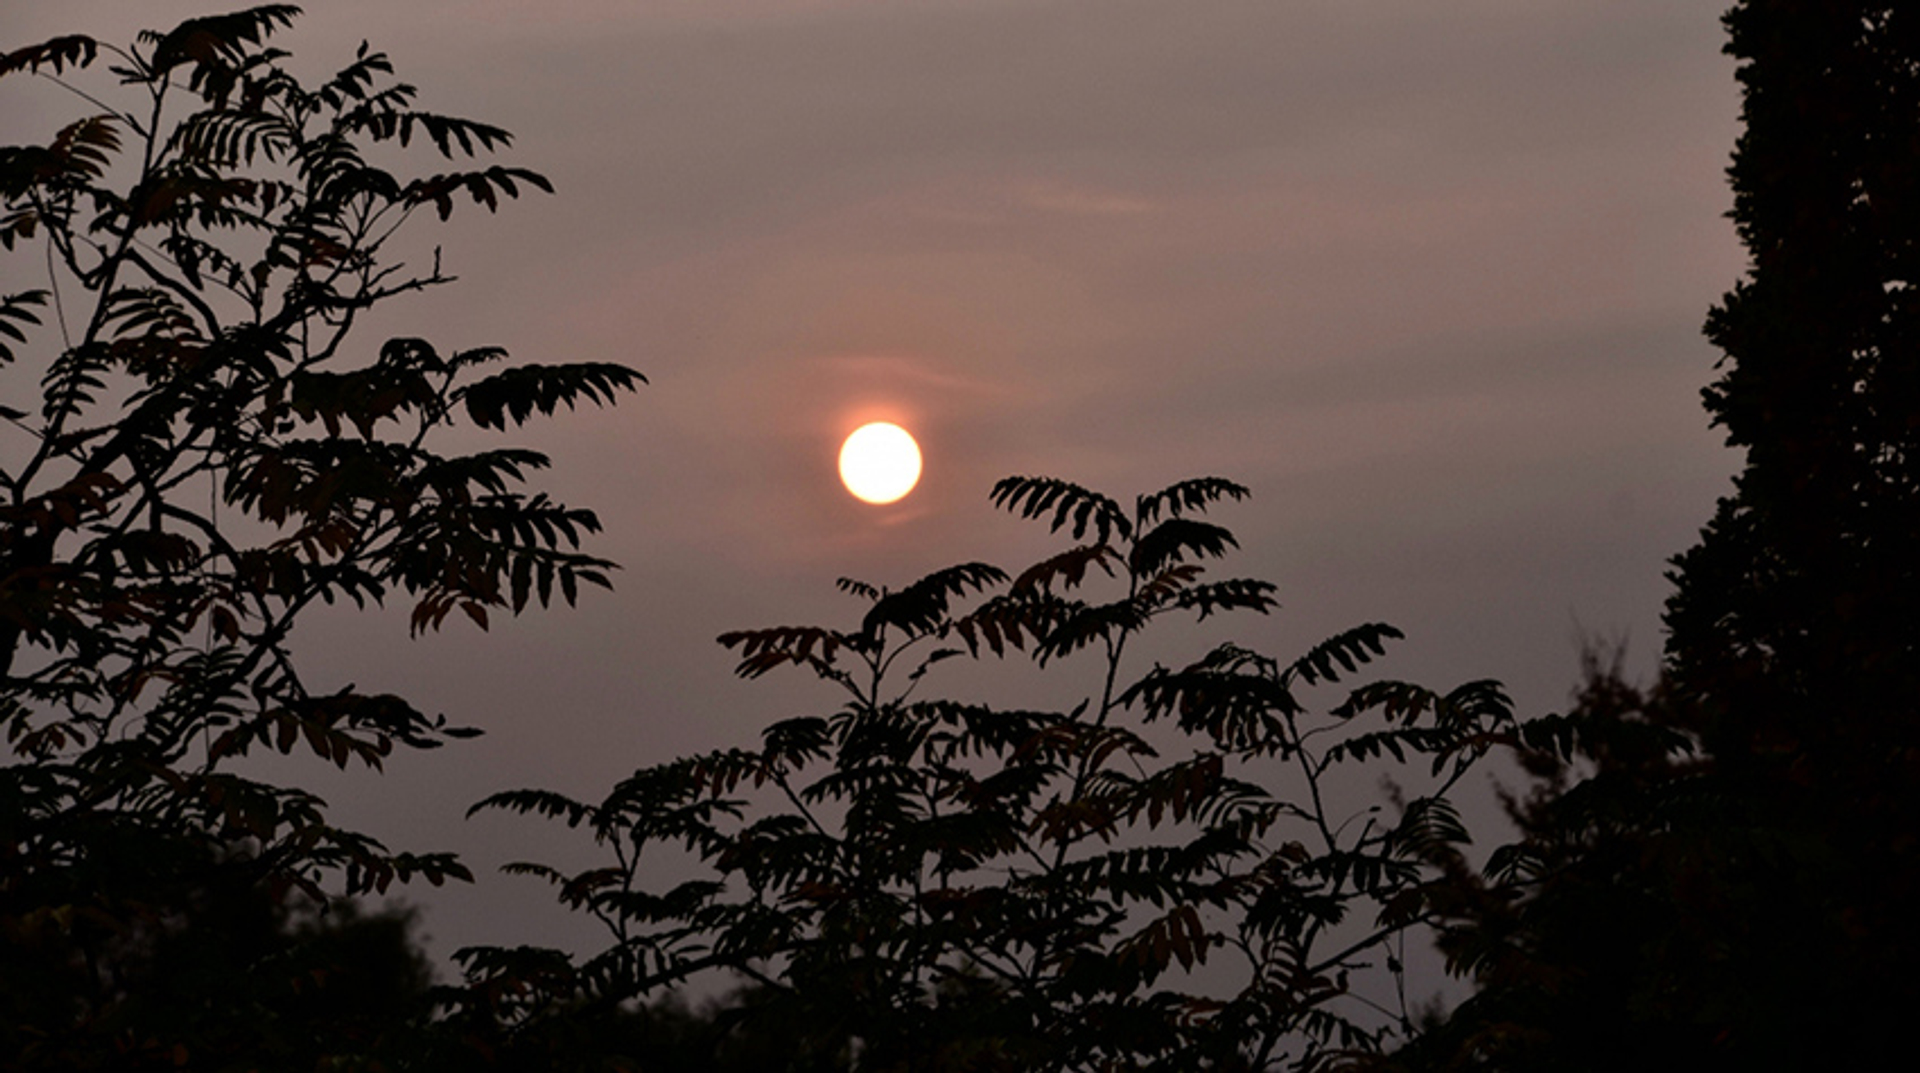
8 1 1743 968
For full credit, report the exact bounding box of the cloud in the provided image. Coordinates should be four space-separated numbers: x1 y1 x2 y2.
1014 180 1154 218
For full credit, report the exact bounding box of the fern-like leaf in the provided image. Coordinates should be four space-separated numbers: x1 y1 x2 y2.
1129 517 1238 577
1441 679 1514 728
837 577 881 602
1033 599 1146 667
1009 543 1119 596
1482 841 1548 885
143 6 300 75
1332 680 1441 723
41 342 112 421
1 35 100 78
861 562 1007 640
947 593 1040 657
1170 578 1278 620
317 44 397 110
1284 623 1404 687
1134 477 1250 527
468 788 598 827
403 165 552 219
387 112 517 157
168 109 295 166
1388 796 1469 859
717 625 848 679
991 475 1133 542
1320 726 1460 768
459 361 644 430
0 290 46 365
1122 662 1302 752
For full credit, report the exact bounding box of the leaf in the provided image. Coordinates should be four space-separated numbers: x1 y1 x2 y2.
946 593 1040 657
1102 752 1244 828
1514 708 1693 765
499 861 569 886
1009 543 1120 596
862 562 1007 640
168 108 296 165
1482 842 1547 885
319 47 398 111
1297 850 1418 897
0 290 47 365
1134 477 1250 527
459 361 645 430
761 717 832 768
1114 904 1211 978
1121 661 1301 753
1441 678 1515 728
468 788 597 827
991 475 1133 542
402 165 553 220
1033 598 1145 666
717 625 848 679
1321 726 1460 768
392 112 517 158
836 576 881 602
1128 517 1238 577
1170 577 1278 620
0 35 100 78
1332 680 1441 723
1389 796 1470 859
40 342 112 421
1284 623 1404 686
143 6 300 78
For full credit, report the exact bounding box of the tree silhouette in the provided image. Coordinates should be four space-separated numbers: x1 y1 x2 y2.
473 477 1516 1072
1665 0 1920 957
1401 3 1920 1068
0 7 640 1067
2 870 443 1073
1662 1 1920 1060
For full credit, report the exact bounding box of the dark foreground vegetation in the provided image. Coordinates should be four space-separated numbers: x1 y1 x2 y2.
4 4 1914 1070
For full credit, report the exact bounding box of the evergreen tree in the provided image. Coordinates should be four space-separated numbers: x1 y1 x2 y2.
1661 0 1920 1051
1403 5 1920 1068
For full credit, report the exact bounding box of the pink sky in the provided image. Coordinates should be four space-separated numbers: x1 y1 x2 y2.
6 1 1743 972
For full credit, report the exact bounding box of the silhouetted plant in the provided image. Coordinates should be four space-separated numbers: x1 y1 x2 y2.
1389 654 1712 1072
0 7 640 1067
472 477 1514 1071
1401 4 1920 1068
1658 16 1920 1051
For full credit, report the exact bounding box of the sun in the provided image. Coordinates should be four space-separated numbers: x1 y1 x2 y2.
839 422 923 504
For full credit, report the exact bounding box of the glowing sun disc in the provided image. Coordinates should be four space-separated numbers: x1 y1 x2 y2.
839 422 922 504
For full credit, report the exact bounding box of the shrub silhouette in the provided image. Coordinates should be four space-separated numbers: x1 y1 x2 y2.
473 477 1516 1071
0 7 640 1066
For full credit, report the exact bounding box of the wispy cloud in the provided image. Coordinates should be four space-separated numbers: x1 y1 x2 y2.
1014 180 1154 217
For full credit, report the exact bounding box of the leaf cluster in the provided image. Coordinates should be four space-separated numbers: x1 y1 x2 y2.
1 9 639 1065
472 477 1515 1071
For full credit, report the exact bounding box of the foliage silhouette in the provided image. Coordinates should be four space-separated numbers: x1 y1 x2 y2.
1401 3 1920 1069
471 476 1515 1071
0 7 640 1067
1388 657 1714 1072
1666 0 1920 872
2 855 443 1073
